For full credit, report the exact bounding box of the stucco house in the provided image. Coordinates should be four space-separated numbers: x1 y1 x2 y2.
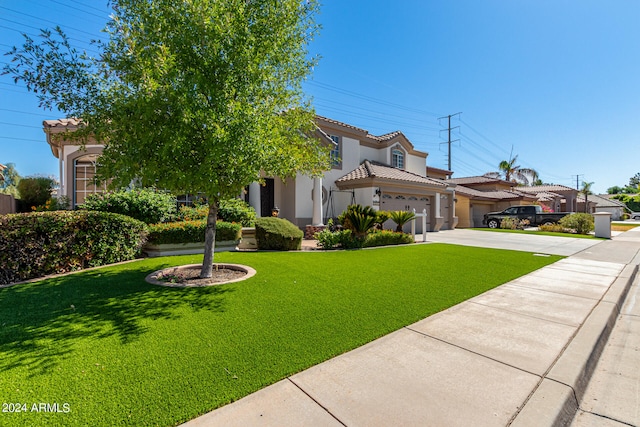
43 115 457 234
446 176 538 228
517 185 579 213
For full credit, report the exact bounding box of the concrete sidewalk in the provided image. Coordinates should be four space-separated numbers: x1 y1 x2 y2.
182 228 640 427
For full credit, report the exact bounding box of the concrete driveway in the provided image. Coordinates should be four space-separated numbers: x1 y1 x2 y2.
417 228 602 256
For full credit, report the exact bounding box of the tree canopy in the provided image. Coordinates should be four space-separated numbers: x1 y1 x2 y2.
4 0 330 277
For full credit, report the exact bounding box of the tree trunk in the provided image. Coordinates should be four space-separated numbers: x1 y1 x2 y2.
200 199 218 278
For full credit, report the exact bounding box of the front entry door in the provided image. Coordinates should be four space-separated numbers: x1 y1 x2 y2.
260 178 275 217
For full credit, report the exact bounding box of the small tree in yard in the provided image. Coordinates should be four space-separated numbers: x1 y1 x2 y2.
4 0 330 278
580 181 594 213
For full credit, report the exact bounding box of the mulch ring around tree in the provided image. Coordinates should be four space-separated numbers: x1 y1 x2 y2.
145 263 256 287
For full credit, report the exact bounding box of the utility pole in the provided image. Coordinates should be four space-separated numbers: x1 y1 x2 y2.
439 112 461 171
572 174 583 190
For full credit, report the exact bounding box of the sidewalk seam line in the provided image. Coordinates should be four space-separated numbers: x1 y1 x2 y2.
403 326 543 378
286 377 348 426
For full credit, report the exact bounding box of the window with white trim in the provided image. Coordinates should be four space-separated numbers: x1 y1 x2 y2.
392 148 404 169
74 154 107 207
329 135 341 168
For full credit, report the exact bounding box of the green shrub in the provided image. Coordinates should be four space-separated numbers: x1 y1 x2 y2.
315 229 412 250
314 228 361 249
389 210 416 232
364 230 414 247
218 198 257 227
559 213 594 235
500 217 530 230
375 210 390 229
255 217 303 250
172 199 256 226
146 220 241 245
81 188 177 224
17 176 56 210
32 196 71 212
538 223 566 233
0 211 147 285
174 204 209 222
338 204 378 237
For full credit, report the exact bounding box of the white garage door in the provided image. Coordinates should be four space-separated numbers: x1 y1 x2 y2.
472 204 492 228
380 193 431 233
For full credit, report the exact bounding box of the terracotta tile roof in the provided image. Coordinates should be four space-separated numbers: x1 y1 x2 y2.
42 118 82 128
370 131 403 142
447 175 514 186
454 185 538 201
336 160 448 187
579 194 627 207
525 191 563 202
518 185 577 193
315 115 368 134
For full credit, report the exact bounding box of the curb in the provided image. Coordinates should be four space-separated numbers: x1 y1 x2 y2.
512 262 639 426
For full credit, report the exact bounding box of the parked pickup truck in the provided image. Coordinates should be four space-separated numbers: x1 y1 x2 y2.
483 205 571 228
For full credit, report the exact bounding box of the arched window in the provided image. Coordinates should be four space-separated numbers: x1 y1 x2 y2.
73 154 107 207
392 148 404 169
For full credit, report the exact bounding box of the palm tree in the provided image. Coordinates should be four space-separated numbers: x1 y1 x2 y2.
580 181 594 213
484 155 539 186
0 164 6 184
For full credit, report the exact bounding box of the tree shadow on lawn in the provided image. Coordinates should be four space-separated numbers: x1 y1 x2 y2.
0 261 233 377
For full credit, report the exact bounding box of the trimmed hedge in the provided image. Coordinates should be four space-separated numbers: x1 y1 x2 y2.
146 220 241 245
363 230 414 247
255 217 303 251
0 211 147 285
173 199 256 226
315 228 413 250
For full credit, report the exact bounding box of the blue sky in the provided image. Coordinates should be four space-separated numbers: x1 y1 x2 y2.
1 0 639 193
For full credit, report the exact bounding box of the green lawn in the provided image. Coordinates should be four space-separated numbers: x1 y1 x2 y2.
0 244 562 426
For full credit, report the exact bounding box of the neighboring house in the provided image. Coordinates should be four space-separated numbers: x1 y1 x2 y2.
43 115 457 234
580 194 625 219
518 185 579 213
446 176 538 228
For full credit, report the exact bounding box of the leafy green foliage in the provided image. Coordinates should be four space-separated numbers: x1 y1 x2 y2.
2 0 329 277
538 223 566 233
363 230 414 247
389 210 416 232
255 217 303 250
173 199 255 226
499 217 530 230
315 228 413 249
16 176 55 210
0 211 147 285
559 213 594 235
173 204 209 221
81 188 177 224
612 194 640 212
32 196 71 212
217 198 256 227
0 162 21 197
338 204 378 237
147 221 241 245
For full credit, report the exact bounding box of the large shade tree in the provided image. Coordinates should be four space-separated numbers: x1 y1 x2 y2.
484 155 539 186
4 0 330 277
